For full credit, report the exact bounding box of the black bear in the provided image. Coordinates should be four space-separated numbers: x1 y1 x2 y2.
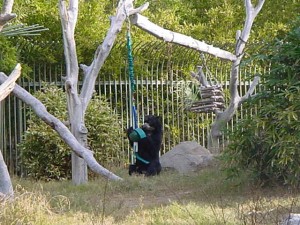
127 115 162 176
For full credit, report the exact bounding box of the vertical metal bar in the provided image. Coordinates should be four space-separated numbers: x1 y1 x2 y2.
16 98 23 175
150 61 155 114
140 63 145 120
135 72 140 123
199 114 203 146
124 64 130 161
108 74 113 109
55 63 58 86
3 99 6 163
12 96 18 174
37 63 41 91
118 67 125 161
170 67 174 150
166 67 171 152
97 73 101 94
44 63 47 82
155 59 160 116
0 101 3 153
113 75 117 110
146 61 150 115
160 67 165 154
176 80 180 144
7 96 12 170
103 74 107 99
61 62 65 88
49 64 52 83
181 70 185 142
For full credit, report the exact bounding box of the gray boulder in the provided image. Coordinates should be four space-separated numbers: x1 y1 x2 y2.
160 141 214 174
281 214 300 225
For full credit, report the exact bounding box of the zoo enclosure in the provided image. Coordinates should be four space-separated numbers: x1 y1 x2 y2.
0 41 264 175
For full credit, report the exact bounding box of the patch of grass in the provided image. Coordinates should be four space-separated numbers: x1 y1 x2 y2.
4 166 300 224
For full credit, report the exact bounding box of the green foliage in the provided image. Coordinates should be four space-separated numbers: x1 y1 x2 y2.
187 0 300 45
12 0 63 63
222 17 300 186
12 0 112 64
0 36 18 73
76 0 111 64
6 0 299 70
85 95 124 165
19 86 123 181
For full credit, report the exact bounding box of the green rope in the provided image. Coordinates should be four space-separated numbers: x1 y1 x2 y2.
126 31 136 93
126 25 138 165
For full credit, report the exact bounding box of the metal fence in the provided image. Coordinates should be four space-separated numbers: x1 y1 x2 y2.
0 41 264 175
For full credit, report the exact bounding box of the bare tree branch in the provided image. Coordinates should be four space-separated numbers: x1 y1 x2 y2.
0 73 122 181
79 0 149 112
131 14 237 62
245 0 252 9
190 66 209 86
1 0 14 14
0 63 20 101
128 2 149 15
0 0 16 30
59 0 79 88
237 0 265 56
240 75 260 103
254 0 265 13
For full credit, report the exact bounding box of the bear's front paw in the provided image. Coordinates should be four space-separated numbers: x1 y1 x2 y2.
127 127 134 135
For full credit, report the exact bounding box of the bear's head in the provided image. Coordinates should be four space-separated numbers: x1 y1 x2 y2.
141 115 162 133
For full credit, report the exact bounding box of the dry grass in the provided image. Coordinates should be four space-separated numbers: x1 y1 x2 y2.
1 166 300 224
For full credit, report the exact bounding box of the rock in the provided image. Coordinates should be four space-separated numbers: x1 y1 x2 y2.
281 214 300 225
160 141 214 174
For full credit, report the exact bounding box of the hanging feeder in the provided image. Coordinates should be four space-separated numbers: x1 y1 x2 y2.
189 65 225 113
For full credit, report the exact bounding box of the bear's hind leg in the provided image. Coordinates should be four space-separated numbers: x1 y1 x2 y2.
129 164 137 176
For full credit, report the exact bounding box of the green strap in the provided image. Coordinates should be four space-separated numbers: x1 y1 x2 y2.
134 128 146 139
134 152 150 164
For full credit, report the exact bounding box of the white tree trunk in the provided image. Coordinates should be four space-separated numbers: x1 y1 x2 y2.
58 0 86 185
209 0 265 152
0 63 20 199
132 0 265 153
0 0 17 198
0 150 13 198
59 0 148 184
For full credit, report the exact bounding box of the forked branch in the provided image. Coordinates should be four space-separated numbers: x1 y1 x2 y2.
79 0 149 112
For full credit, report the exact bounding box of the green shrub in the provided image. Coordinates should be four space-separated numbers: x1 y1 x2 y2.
19 85 123 181
222 17 300 186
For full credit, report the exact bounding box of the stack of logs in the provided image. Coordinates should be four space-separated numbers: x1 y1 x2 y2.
190 85 225 113
189 66 225 113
